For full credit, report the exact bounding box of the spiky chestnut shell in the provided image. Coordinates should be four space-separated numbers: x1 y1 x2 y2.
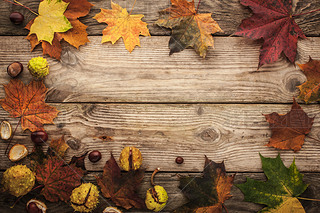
145 185 168 212
119 146 143 171
27 57 49 79
70 183 99 212
1 165 35 197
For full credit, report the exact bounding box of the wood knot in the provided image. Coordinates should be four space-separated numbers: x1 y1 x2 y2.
283 73 305 93
67 138 81 150
199 128 219 142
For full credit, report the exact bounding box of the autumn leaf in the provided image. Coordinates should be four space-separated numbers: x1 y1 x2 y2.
297 57 320 103
29 0 72 44
235 0 306 68
0 80 59 132
36 156 85 202
47 135 69 158
237 154 308 212
96 153 146 210
174 156 234 213
93 1 150 52
26 0 93 60
156 0 223 58
264 98 314 152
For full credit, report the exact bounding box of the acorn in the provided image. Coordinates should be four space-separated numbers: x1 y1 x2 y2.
8 144 28 162
145 168 168 212
26 199 47 213
119 146 143 171
1 121 12 140
7 62 23 78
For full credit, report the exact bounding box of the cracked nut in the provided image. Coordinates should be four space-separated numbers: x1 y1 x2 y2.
8 144 28 162
26 199 47 213
119 146 143 171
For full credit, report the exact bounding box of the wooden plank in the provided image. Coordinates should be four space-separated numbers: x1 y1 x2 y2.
1 103 320 172
0 172 319 212
0 0 319 36
1 36 320 103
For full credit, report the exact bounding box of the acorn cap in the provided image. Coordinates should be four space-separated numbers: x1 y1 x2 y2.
1 121 12 140
26 199 47 213
8 144 28 162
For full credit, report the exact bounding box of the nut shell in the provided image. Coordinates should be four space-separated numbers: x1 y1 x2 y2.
8 144 28 162
26 199 47 213
119 146 143 171
103 207 122 213
1 121 12 140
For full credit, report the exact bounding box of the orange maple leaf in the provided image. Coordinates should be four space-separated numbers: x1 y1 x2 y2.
297 57 320 103
93 1 150 52
264 98 314 152
25 0 93 60
0 80 59 132
156 0 223 57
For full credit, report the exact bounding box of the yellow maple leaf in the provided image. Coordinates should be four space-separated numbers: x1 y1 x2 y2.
29 0 73 44
93 1 150 52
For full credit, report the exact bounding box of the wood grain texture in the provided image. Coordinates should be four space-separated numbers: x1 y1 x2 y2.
0 0 319 36
1 36 320 103
1 103 320 172
0 172 319 212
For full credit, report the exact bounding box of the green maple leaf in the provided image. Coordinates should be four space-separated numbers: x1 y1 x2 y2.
237 154 308 213
29 0 72 44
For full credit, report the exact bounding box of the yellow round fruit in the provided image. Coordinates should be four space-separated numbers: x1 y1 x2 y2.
1 165 35 197
27 56 49 78
119 146 143 171
70 183 99 212
145 185 168 212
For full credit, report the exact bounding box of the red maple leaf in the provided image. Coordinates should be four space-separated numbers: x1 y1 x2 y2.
264 98 314 152
235 0 306 68
36 156 84 202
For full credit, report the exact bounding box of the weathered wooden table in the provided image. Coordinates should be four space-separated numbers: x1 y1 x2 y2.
1 0 320 212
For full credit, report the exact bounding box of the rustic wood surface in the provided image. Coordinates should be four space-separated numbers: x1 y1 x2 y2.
1 0 320 212
0 0 319 36
1 104 320 172
1 36 320 103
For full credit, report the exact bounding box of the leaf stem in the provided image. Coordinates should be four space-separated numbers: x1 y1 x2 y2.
129 0 137 15
222 204 229 213
151 168 160 186
293 8 320 17
5 117 21 155
196 0 201 13
297 196 320 202
3 0 38 16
